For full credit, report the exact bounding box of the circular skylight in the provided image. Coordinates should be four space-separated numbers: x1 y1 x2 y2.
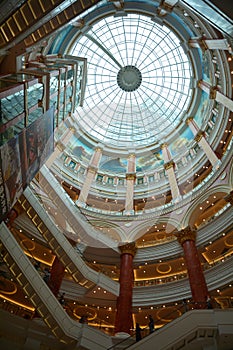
71 13 193 147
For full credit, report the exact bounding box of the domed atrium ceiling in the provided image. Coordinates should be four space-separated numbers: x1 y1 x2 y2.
46 0 232 222
0 0 232 344
70 13 192 147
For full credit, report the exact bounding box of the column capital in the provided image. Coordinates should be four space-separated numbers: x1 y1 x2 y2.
160 143 168 150
119 242 137 257
224 190 233 205
128 153 136 159
209 86 218 99
126 173 136 181
174 226 196 245
164 160 174 170
57 141 65 151
194 130 205 142
95 146 103 153
185 116 194 125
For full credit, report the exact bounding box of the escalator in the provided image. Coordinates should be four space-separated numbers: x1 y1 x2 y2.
0 221 113 349
38 165 118 251
18 186 119 296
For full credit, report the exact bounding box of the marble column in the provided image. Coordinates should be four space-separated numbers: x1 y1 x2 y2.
115 242 137 335
198 80 233 112
157 0 178 16
161 143 181 201
186 117 221 169
48 256 65 297
76 147 102 205
45 128 74 167
124 154 136 214
175 226 208 308
189 38 229 50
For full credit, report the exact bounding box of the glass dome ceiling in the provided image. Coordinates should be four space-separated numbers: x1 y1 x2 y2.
71 13 193 148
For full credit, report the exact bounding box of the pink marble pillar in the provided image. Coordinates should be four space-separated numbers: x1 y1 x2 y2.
115 242 137 334
175 227 208 308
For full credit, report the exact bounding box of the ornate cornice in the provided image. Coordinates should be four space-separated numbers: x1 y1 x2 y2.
174 226 196 245
119 242 137 257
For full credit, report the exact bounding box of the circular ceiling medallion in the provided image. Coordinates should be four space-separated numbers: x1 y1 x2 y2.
157 307 182 322
20 239 35 251
156 232 166 240
71 13 192 147
117 65 142 92
0 278 17 295
156 263 172 274
224 235 233 247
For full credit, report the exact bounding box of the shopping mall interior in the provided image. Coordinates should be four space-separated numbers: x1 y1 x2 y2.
0 0 233 349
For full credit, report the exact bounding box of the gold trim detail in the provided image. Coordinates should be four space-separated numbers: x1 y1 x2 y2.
164 161 174 170
20 239 35 251
157 307 182 322
156 263 172 274
194 130 205 142
185 117 193 125
209 86 217 99
224 235 233 247
119 242 137 256
0 279 17 295
73 306 97 321
126 173 136 181
160 143 168 149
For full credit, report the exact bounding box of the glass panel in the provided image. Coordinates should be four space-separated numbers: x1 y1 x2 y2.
27 83 43 109
70 13 193 147
28 108 43 124
1 90 24 122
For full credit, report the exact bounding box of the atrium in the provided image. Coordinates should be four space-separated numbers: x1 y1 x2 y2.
0 1 233 349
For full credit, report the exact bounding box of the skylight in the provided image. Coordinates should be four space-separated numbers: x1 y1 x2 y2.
71 13 192 147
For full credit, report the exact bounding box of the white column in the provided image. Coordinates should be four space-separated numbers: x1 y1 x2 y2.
198 80 233 112
45 128 74 167
157 0 178 16
203 38 229 50
76 147 102 206
189 38 230 51
124 154 136 214
186 118 221 170
161 143 181 201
